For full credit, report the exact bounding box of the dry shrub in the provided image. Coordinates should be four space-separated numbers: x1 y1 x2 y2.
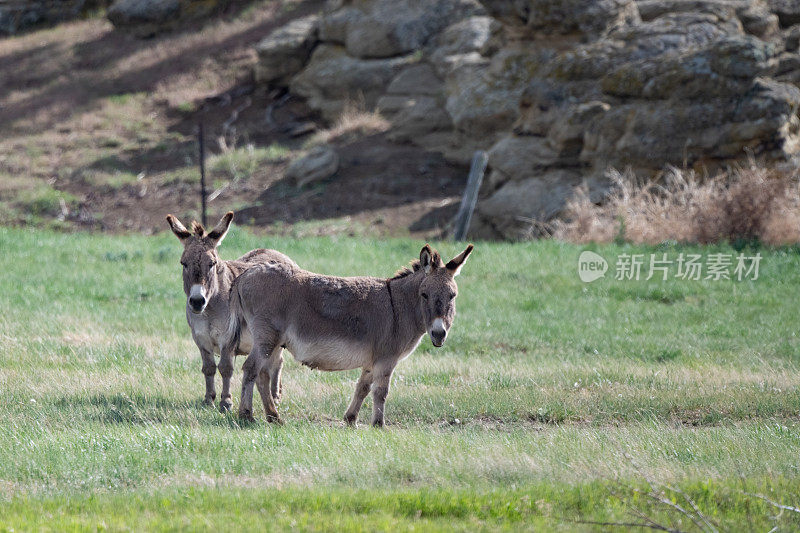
306 102 390 147
555 166 800 245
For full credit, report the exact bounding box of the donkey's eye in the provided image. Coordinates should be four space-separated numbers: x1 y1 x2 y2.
180 261 187 268
448 292 456 300
421 292 428 300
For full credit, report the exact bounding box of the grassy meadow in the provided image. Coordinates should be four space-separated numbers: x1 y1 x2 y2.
0 227 799 530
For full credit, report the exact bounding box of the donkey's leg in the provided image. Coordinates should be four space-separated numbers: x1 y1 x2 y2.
238 348 262 422
370 363 397 428
255 346 282 423
199 347 217 406
218 348 235 413
344 368 373 427
239 325 279 421
269 348 284 402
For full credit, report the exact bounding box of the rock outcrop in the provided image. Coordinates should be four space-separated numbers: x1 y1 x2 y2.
106 0 226 36
470 0 800 238
255 0 800 239
255 14 319 85
0 0 109 35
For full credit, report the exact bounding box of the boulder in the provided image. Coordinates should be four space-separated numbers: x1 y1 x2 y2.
290 45 416 120
429 16 501 69
546 101 610 159
581 79 800 171
474 169 592 238
433 51 489 78
445 48 546 138
376 95 417 116
768 0 800 28
777 51 800 83
341 0 485 59
255 15 319 85
476 0 640 37
318 5 361 44
386 64 444 96
285 145 340 187
600 36 778 100
514 79 589 136
445 70 521 139
486 136 567 188
636 0 739 21
786 25 800 51
737 3 779 38
107 0 179 34
635 0 777 37
385 97 453 141
607 12 744 58
107 0 223 36
0 0 109 35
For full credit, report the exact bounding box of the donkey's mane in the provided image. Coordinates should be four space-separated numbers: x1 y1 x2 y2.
191 221 205 237
391 261 421 280
390 251 442 280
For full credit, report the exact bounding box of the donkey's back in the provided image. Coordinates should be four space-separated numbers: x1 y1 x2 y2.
231 264 392 369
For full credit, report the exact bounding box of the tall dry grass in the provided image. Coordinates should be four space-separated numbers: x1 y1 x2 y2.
305 102 390 147
554 166 800 245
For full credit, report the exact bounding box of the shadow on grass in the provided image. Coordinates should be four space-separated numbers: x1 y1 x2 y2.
52 393 248 428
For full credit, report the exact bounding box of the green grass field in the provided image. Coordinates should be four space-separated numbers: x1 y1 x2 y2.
1 227 799 531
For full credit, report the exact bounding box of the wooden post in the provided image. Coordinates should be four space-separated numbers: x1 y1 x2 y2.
198 120 208 227
452 150 488 241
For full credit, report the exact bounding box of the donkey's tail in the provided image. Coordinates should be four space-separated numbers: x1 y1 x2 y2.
223 277 244 358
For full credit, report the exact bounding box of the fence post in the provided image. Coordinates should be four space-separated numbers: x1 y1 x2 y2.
198 120 208 227
452 150 488 241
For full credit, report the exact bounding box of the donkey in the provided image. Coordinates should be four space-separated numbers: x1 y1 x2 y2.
225 243 473 426
166 211 296 412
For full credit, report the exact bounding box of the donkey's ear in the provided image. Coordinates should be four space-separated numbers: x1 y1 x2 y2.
166 214 191 242
446 244 473 277
419 244 440 274
419 244 437 274
207 211 234 246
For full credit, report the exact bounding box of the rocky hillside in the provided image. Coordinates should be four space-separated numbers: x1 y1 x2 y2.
254 0 800 239
3 0 800 240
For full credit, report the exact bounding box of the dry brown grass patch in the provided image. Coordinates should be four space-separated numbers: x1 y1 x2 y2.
306 103 390 147
555 166 800 245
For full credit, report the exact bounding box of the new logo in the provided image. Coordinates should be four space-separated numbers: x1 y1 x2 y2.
578 251 608 283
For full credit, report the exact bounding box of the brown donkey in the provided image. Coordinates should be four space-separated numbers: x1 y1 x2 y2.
225 244 473 426
166 211 296 411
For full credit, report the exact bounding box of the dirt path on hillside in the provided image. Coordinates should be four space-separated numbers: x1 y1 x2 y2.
0 0 467 238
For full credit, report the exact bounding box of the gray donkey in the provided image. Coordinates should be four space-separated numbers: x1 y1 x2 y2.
166 211 296 412
225 243 473 426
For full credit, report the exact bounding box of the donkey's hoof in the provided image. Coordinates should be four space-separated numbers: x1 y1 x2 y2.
371 419 385 429
265 414 283 425
238 409 255 422
219 398 233 413
202 397 215 407
344 414 357 427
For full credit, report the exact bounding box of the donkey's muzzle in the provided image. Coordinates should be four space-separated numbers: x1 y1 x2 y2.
189 295 206 313
430 329 446 347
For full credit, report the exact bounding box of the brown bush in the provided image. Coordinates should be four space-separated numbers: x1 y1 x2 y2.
554 166 800 245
